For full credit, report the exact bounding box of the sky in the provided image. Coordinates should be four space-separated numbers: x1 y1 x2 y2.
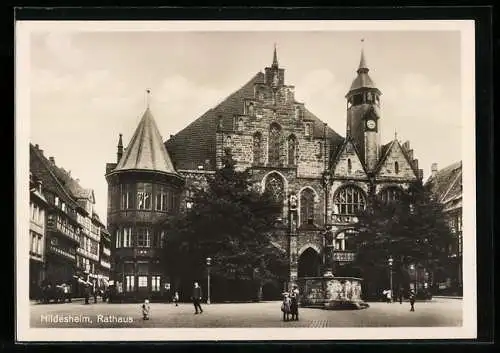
27 26 464 224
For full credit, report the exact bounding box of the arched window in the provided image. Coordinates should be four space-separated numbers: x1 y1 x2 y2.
268 123 282 166
248 103 255 116
264 173 285 205
253 132 262 166
335 229 358 251
237 118 244 132
347 158 352 174
288 135 297 166
300 188 315 225
380 187 403 204
394 161 399 174
334 185 366 215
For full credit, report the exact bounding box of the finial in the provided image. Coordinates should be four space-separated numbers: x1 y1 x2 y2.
146 89 151 109
118 133 123 147
394 130 398 140
358 39 368 73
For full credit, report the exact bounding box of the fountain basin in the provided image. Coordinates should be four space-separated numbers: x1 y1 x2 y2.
297 276 369 310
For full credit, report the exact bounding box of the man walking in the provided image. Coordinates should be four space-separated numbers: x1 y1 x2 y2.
409 289 416 312
192 282 203 314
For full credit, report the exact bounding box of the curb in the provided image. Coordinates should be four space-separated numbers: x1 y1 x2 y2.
432 296 463 300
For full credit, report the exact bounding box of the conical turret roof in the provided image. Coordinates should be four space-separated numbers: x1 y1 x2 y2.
347 48 379 94
114 108 178 176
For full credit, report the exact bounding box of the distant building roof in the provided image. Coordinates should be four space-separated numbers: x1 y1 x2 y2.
425 161 462 205
114 108 179 176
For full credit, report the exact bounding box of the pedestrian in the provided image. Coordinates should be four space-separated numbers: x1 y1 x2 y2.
173 291 179 307
192 282 203 314
63 283 71 303
290 285 300 321
141 299 151 320
398 288 403 304
409 289 416 312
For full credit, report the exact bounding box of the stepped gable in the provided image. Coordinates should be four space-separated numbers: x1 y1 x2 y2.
114 108 179 176
165 72 344 171
425 161 462 203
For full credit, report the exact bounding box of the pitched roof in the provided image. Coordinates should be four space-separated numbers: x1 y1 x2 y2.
165 72 344 170
114 108 179 176
374 138 419 178
425 161 462 203
347 50 381 94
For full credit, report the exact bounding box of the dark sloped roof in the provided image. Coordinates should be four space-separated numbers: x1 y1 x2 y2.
114 108 179 176
166 72 344 170
374 138 419 178
425 161 462 203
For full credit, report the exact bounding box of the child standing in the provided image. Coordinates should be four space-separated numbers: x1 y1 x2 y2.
173 291 179 307
142 299 151 320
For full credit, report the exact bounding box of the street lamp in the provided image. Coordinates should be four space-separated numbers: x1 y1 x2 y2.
206 257 212 304
388 256 394 303
409 264 417 294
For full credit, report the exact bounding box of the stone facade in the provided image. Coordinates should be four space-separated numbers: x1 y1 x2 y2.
163 47 423 288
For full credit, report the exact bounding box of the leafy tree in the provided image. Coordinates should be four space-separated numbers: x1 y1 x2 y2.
164 152 288 300
353 182 453 295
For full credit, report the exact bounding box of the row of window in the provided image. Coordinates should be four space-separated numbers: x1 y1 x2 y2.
80 236 99 256
30 202 45 225
77 256 95 273
115 227 166 248
109 183 180 212
122 275 162 292
47 214 80 240
264 173 404 218
30 231 44 257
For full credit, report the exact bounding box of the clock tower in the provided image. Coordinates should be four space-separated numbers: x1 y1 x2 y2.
345 43 382 172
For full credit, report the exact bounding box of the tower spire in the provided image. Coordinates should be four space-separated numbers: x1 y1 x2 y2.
272 43 279 68
358 38 369 73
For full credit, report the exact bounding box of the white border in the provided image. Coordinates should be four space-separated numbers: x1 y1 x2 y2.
16 20 476 342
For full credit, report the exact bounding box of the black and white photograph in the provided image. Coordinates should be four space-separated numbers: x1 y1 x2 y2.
16 19 476 341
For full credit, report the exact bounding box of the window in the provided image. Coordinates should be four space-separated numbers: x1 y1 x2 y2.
253 132 262 166
125 275 135 292
394 161 399 174
155 230 166 248
121 184 133 209
335 233 345 251
137 183 152 210
136 227 150 247
247 102 255 116
334 185 366 215
380 187 403 204
156 185 167 211
237 118 244 132
115 229 122 248
137 262 148 274
300 188 315 225
304 123 312 137
288 135 297 166
151 276 161 292
122 227 132 247
347 159 352 174
264 173 285 205
268 123 282 166
138 276 148 288
295 106 301 120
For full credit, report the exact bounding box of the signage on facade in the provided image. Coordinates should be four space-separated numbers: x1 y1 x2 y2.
331 215 358 224
333 251 356 262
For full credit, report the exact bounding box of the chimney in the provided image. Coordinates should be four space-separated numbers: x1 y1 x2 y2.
37 180 43 192
418 169 424 180
49 157 55 164
35 144 39 149
431 163 438 178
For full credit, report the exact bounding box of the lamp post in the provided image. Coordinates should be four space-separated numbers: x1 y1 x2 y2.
206 257 211 304
409 264 417 293
388 256 393 302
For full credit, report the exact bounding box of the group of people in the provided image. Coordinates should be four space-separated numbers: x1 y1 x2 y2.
37 282 72 303
281 285 300 321
383 288 417 311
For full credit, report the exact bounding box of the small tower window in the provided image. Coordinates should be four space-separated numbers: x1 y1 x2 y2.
304 123 312 137
347 159 352 174
237 118 244 132
248 103 255 117
394 161 399 174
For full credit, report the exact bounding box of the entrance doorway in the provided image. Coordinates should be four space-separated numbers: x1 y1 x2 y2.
298 247 322 277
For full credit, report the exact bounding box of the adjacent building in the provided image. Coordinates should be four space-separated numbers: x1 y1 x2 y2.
425 161 463 295
29 143 110 297
29 172 49 299
105 109 184 301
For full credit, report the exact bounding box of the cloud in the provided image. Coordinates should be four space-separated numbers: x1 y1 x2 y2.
42 32 85 70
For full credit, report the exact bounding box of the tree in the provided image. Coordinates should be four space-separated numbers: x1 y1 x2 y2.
164 152 289 301
353 182 453 295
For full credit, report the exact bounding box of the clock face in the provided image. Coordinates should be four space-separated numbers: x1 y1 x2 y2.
366 120 376 129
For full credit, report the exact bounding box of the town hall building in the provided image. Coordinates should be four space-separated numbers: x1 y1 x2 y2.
107 45 424 300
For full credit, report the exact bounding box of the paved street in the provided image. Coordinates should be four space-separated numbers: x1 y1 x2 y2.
30 298 462 328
